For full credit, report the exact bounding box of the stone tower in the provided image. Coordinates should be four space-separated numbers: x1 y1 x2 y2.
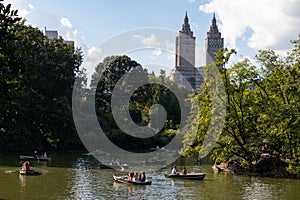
170 12 197 90
205 14 224 65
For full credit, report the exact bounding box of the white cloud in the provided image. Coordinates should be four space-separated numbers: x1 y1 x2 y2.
28 4 34 10
60 17 73 28
82 47 103 82
132 33 160 47
152 48 162 56
167 54 175 62
164 40 175 52
4 0 32 18
5 0 86 50
5 0 95 83
199 0 300 53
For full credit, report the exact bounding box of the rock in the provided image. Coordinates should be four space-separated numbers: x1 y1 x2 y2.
212 154 291 178
253 154 289 177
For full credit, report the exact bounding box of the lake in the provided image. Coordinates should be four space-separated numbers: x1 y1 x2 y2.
1 152 300 200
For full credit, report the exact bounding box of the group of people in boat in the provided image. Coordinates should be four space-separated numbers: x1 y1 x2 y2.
34 151 48 159
171 165 187 175
128 170 146 182
21 151 49 170
110 159 121 165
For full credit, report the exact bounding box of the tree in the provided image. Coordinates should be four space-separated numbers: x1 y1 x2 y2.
89 55 183 149
0 1 84 150
214 58 261 164
183 36 300 176
256 35 300 175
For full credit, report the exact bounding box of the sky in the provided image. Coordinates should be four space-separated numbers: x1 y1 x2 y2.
4 0 300 80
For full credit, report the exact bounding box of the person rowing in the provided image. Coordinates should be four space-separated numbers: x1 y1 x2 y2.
22 162 31 170
128 170 135 181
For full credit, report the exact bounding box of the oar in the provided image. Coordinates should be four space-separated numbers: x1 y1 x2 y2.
5 168 19 173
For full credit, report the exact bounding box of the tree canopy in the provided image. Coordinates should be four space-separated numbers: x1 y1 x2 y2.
182 35 300 176
89 56 182 150
0 1 84 151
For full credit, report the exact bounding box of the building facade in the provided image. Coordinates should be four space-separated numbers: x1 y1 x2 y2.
44 27 74 45
205 13 224 65
170 12 200 90
170 13 223 91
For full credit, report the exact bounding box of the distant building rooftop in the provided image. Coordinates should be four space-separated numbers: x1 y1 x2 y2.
44 27 74 45
45 30 58 40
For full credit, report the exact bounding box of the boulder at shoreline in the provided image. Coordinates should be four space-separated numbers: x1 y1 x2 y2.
212 153 292 178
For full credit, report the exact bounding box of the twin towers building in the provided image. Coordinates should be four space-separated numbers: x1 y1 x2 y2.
170 12 224 91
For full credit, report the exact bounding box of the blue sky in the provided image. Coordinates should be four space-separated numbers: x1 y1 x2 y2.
5 0 300 78
19 0 209 46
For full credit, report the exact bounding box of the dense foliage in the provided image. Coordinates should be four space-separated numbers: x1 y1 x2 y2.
0 1 84 151
183 35 300 176
89 56 181 150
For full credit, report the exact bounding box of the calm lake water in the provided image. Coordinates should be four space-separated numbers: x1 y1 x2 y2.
1 151 300 200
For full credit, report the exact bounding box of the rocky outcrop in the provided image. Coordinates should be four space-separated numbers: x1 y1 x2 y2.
213 153 291 178
252 154 289 177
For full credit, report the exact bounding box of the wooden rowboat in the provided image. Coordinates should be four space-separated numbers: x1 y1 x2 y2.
144 159 167 165
100 163 129 169
165 173 206 180
113 175 152 185
19 155 51 161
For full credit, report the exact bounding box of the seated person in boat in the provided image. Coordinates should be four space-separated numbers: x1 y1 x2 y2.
111 159 121 165
22 162 31 170
42 152 48 159
182 167 187 175
110 159 116 165
128 170 135 180
171 166 178 174
140 172 146 182
134 172 139 182
33 151 38 159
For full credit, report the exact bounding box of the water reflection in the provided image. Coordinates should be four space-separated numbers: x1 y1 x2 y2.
113 182 137 196
19 174 26 187
241 177 285 200
18 174 28 200
69 158 95 199
2 152 300 200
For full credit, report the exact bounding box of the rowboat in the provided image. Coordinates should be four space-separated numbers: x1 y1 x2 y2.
19 168 41 176
113 175 152 185
19 155 51 161
100 163 129 169
165 173 206 180
144 159 167 165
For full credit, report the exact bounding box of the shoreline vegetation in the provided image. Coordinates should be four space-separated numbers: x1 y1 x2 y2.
1 1 300 179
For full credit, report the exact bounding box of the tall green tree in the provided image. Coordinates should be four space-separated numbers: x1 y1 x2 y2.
90 56 182 149
214 58 261 164
256 35 300 174
183 36 300 176
0 1 84 150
